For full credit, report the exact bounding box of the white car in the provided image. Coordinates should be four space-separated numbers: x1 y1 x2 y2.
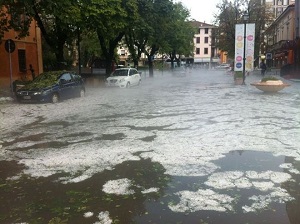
105 68 141 88
215 64 231 70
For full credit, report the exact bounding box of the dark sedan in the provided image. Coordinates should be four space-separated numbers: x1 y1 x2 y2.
16 71 85 103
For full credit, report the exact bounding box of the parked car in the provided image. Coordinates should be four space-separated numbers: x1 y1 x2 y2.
215 63 231 70
105 68 141 88
16 71 85 103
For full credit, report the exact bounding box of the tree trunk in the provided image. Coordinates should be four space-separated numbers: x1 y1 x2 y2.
55 45 65 69
148 56 154 77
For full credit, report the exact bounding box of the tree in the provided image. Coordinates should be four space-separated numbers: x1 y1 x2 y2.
162 2 195 68
0 6 8 42
81 0 138 75
215 0 241 58
124 0 192 77
141 0 176 77
1 0 82 69
215 0 273 60
0 2 32 42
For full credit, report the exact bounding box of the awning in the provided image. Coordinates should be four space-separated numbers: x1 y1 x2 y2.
274 52 286 58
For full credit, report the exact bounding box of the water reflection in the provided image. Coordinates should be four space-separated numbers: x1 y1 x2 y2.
0 159 170 223
134 151 299 224
282 157 300 224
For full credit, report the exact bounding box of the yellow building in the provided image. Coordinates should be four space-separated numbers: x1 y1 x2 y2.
0 11 43 91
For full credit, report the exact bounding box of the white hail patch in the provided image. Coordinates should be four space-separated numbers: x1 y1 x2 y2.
102 178 135 195
94 211 112 224
169 189 235 212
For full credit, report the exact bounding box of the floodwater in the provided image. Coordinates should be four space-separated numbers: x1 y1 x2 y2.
1 69 300 224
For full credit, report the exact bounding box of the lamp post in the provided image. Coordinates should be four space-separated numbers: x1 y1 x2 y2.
242 12 249 85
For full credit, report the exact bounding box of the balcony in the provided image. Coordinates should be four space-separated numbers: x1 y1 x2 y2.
267 40 296 52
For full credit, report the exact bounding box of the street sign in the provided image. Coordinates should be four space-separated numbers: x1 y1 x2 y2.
266 53 272 60
5 39 16 53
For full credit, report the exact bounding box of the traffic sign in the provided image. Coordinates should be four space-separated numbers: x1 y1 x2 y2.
5 39 16 53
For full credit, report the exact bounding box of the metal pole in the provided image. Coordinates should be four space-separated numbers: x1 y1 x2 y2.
8 41 13 94
77 27 81 75
242 21 247 85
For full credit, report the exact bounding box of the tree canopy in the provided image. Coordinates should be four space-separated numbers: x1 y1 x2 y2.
1 0 194 75
215 0 274 60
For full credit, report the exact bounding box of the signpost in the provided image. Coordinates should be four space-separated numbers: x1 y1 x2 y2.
4 39 15 93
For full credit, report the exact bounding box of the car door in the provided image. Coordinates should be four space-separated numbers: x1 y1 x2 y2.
70 73 82 96
129 69 138 85
59 73 73 99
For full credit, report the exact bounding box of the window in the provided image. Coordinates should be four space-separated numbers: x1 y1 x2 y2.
196 48 200 54
121 50 126 56
204 48 208 54
18 49 26 72
204 37 209 43
60 73 72 82
198 28 201 34
130 69 137 76
196 37 200 43
205 28 209 34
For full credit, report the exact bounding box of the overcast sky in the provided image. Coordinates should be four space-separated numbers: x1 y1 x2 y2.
177 0 221 24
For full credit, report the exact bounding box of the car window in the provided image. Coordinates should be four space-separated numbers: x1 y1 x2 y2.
112 70 128 76
129 69 135 76
60 73 72 82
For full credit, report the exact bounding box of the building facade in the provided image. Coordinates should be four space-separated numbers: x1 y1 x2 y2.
265 0 295 18
0 15 43 91
190 21 220 67
265 4 295 68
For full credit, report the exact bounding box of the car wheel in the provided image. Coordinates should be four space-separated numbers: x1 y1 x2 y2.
79 89 85 97
126 82 130 88
51 93 59 103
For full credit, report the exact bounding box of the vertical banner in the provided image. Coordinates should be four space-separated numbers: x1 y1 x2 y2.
234 23 255 71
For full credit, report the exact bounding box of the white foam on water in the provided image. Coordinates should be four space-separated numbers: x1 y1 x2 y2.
141 187 159 194
102 178 135 195
94 211 112 224
169 189 234 212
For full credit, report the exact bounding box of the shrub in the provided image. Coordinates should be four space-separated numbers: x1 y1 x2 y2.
261 76 279 82
234 71 243 79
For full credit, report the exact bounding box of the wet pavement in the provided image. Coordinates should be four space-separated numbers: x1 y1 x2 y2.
1 69 300 224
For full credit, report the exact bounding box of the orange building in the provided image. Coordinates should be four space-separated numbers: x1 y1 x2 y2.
0 16 43 91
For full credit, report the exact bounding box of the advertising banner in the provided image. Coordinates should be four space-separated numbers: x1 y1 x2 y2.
234 23 255 71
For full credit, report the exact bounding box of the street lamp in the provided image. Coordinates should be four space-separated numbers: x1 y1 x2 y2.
242 12 249 85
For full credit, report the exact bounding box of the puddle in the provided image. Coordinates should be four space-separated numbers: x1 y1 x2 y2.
134 151 300 224
0 159 171 224
1 150 300 223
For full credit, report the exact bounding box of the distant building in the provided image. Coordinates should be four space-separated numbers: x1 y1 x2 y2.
0 9 43 90
264 0 295 18
265 4 295 68
190 21 220 67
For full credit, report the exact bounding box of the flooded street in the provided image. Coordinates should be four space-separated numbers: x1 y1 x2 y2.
1 69 300 224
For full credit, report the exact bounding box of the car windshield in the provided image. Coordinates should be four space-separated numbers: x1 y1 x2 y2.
111 69 128 77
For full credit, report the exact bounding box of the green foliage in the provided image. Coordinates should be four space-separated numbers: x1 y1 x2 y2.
1 0 197 76
0 6 9 42
23 71 64 89
215 0 274 59
261 76 279 82
234 71 243 79
48 217 68 224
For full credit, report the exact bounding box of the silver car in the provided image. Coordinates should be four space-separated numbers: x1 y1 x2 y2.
105 68 141 88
